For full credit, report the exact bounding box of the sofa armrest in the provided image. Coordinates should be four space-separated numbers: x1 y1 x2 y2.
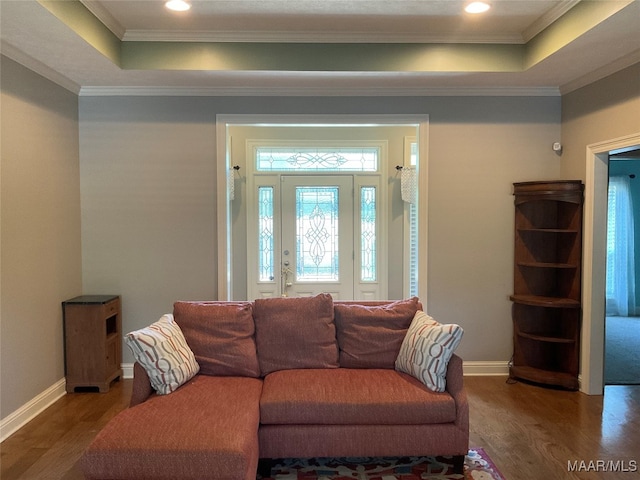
445 354 464 396
130 362 154 407
445 354 470 442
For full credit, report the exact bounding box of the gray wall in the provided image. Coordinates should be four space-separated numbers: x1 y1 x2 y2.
561 63 640 180
2 46 638 425
79 95 562 365
1 57 82 419
78 97 218 346
2 55 577 420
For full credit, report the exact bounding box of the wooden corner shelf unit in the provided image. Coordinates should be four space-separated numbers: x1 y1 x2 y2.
62 295 122 393
510 181 583 390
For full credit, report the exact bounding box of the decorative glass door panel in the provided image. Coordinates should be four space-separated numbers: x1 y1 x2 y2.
258 186 275 282
282 176 354 298
296 187 339 282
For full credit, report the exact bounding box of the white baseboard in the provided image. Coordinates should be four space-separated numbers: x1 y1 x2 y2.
122 363 134 379
463 361 510 376
1 363 135 443
0 360 508 443
0 378 66 443
124 362 509 379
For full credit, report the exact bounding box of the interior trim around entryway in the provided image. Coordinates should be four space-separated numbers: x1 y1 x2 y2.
582 132 640 395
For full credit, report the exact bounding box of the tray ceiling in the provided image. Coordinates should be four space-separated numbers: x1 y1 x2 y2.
1 0 638 96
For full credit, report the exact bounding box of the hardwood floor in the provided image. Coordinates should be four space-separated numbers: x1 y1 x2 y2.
1 377 639 479
1 381 131 480
466 377 640 480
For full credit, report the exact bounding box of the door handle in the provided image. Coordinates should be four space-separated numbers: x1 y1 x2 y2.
282 263 293 297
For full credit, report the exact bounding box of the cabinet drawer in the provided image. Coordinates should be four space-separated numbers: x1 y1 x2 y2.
104 299 119 317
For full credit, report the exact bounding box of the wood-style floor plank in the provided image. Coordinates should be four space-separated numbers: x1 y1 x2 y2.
466 377 640 480
1 377 638 479
1 380 131 480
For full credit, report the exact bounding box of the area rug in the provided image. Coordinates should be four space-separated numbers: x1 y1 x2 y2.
259 448 506 480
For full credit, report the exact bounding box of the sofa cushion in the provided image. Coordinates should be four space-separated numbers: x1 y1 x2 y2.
123 314 199 395
81 375 262 480
335 297 420 368
173 301 260 377
260 368 456 425
253 293 338 375
395 311 464 393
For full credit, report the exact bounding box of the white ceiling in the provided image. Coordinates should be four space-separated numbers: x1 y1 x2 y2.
1 0 639 96
88 0 576 42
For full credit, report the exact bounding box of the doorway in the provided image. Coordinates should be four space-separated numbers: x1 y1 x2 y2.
582 133 640 395
216 115 429 302
604 149 640 385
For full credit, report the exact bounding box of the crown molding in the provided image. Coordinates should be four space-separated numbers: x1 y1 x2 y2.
0 42 81 95
69 0 581 46
80 0 126 39
560 49 640 95
79 85 560 97
522 0 581 42
121 29 524 45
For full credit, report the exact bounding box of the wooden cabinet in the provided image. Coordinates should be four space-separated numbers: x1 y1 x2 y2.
510 181 583 390
62 295 122 393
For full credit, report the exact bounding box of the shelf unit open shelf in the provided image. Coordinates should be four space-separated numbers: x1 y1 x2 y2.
510 181 583 390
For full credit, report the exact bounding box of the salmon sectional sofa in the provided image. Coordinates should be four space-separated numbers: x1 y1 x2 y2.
81 294 468 480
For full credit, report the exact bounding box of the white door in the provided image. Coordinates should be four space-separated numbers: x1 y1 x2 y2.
280 175 354 299
248 175 355 299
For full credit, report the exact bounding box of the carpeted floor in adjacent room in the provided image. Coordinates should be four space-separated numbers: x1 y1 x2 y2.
605 316 640 385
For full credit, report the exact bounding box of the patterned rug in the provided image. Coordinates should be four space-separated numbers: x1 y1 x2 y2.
259 448 506 480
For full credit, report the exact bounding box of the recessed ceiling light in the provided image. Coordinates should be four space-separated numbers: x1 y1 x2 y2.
465 2 491 14
165 0 191 12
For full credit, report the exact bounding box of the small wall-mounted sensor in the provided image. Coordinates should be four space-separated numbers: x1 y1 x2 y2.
552 142 563 153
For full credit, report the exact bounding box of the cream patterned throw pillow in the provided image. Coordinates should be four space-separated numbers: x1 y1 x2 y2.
124 314 200 395
395 310 464 392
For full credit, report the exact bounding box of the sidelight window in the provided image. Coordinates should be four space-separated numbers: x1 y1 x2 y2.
258 186 275 282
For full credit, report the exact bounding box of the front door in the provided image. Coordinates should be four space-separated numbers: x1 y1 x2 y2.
248 175 355 299
280 175 354 298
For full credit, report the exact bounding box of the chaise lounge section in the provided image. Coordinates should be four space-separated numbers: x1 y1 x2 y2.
82 375 262 480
